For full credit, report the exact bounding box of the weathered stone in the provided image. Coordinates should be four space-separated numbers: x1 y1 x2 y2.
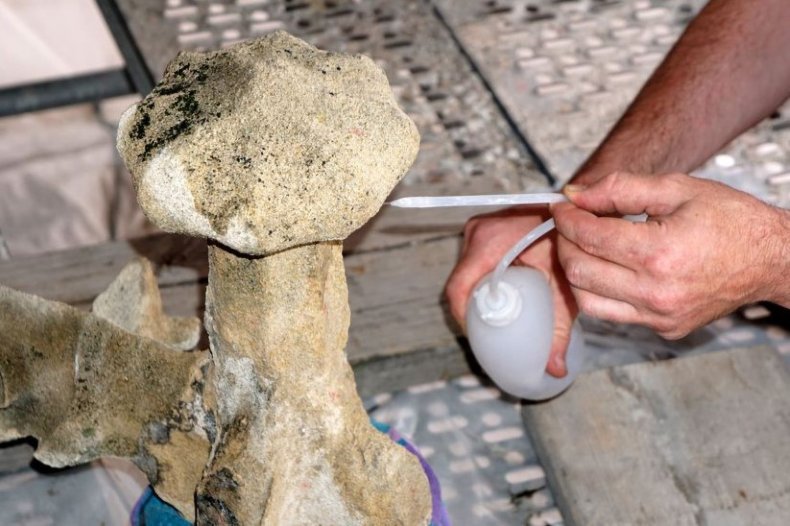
117 30 420 256
93 257 201 351
0 31 429 524
116 31 431 525
198 242 431 525
0 282 212 521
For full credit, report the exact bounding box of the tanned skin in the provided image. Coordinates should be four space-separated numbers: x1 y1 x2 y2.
445 0 790 377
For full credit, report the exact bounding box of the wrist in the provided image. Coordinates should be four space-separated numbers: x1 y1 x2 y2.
758 206 790 307
568 141 662 187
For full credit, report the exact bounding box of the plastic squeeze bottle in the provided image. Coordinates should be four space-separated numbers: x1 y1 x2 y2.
466 218 586 400
389 193 587 400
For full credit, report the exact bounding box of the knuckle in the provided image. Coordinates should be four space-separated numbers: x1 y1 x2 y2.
607 171 633 193
658 324 689 341
444 286 466 319
645 247 677 278
599 172 622 194
575 292 600 319
583 230 610 258
463 216 501 242
650 317 676 336
645 287 681 314
444 278 460 300
563 260 584 287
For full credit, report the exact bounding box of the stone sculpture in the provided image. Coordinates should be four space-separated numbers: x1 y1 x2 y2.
0 31 431 524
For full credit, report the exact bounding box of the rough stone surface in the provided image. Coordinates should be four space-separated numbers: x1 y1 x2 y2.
198 242 431 525
0 282 212 521
523 346 790 525
117 30 420 256
93 257 201 351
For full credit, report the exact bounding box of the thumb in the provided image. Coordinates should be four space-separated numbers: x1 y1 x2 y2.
564 172 693 217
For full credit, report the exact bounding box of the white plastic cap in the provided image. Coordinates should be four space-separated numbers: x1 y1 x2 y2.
473 281 522 327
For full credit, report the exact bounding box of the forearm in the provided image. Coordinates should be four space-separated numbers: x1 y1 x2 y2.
573 0 790 184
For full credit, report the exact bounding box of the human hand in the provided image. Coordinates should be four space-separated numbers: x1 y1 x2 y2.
552 171 788 339
445 206 578 377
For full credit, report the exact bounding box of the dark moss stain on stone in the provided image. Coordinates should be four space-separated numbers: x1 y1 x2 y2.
134 448 161 485
195 64 210 83
195 493 241 526
132 57 230 162
131 112 151 140
234 155 252 169
161 55 258 235
148 421 171 444
152 82 187 97
175 90 200 115
213 468 239 491
141 118 197 161
173 62 191 78
203 410 217 444
191 377 204 395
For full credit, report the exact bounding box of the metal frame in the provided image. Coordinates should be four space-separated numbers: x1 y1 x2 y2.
0 0 154 118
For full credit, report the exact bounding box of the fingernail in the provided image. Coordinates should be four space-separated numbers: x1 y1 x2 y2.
552 353 565 372
563 184 587 195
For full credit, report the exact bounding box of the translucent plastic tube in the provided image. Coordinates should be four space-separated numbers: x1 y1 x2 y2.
388 191 569 306
489 218 558 299
387 193 567 208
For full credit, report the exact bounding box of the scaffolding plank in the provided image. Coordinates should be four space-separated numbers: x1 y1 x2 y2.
522 345 790 526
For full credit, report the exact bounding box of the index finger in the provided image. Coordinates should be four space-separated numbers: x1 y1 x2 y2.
552 202 654 270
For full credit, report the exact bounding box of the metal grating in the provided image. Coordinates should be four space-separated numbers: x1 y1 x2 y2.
433 0 790 205
366 376 559 526
117 0 547 191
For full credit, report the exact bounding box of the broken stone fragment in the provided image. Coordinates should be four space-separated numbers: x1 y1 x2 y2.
93 257 201 351
118 30 420 256
118 31 431 525
0 282 213 521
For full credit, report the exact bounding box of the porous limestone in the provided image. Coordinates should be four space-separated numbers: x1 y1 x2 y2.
0 30 430 525
117 31 420 256
0 281 212 522
93 257 201 351
116 31 431 525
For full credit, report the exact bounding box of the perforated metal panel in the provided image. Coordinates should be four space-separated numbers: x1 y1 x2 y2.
118 0 546 191
434 0 790 204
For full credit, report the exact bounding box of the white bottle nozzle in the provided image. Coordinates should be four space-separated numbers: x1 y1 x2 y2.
474 280 522 327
